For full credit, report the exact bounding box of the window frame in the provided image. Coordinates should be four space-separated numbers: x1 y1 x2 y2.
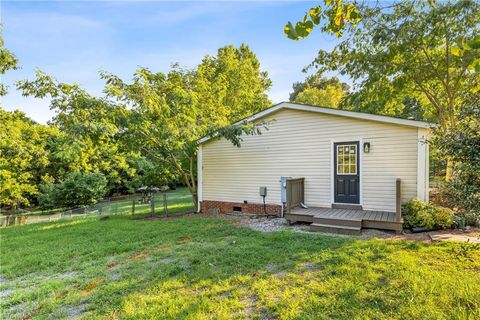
336 144 358 175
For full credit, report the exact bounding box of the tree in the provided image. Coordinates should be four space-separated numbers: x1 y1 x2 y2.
0 29 18 96
38 171 107 209
286 0 480 129
195 44 272 123
0 108 58 208
290 73 349 108
102 44 272 208
17 71 140 195
433 99 480 214
17 45 271 209
125 157 177 193
285 0 480 179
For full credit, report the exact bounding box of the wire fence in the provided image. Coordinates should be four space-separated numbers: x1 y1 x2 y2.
0 192 196 228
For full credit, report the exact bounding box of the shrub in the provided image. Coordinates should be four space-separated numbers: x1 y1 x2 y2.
37 180 57 210
454 211 480 228
38 172 107 209
402 199 454 230
433 102 480 214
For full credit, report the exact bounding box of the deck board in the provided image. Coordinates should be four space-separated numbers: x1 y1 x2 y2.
289 206 402 232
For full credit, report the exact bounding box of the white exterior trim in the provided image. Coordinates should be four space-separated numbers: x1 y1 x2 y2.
330 138 363 206
197 144 203 212
198 102 434 144
416 128 429 202
425 133 430 202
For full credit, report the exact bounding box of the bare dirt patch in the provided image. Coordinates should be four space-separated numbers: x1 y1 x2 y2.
60 301 89 319
80 278 103 296
0 288 12 298
131 252 149 260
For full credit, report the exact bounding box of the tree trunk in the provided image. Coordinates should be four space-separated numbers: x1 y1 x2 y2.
445 158 454 182
191 191 199 213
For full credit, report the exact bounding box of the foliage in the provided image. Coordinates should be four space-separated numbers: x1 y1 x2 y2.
450 240 480 262
287 1 480 130
125 157 177 193
433 101 480 214
0 29 18 96
14 45 271 208
17 70 141 195
38 171 107 209
36 176 57 210
290 73 349 108
402 199 455 230
284 1 361 39
453 212 480 228
1 215 479 319
0 108 60 208
102 44 272 207
195 44 272 123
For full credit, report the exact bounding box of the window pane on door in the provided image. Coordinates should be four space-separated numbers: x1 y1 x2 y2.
337 144 357 175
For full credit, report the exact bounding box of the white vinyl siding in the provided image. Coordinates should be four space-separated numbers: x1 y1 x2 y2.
201 108 423 212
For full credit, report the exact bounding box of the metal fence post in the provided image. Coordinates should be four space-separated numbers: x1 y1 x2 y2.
151 194 155 216
132 198 136 215
162 193 166 216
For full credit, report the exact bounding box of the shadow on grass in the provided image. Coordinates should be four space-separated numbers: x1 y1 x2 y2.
1 215 479 319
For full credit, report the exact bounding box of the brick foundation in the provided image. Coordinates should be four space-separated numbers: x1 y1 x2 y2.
201 200 282 216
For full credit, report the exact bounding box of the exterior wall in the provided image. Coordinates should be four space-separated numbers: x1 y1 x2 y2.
201 200 281 215
201 108 424 212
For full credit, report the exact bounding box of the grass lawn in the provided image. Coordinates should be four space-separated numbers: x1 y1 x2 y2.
98 188 196 216
1 215 479 319
16 187 196 217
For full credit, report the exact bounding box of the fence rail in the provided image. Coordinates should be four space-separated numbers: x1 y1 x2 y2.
1 192 195 228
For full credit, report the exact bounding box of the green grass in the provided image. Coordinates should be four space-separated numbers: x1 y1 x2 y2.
1 215 479 319
97 187 196 216
19 187 196 217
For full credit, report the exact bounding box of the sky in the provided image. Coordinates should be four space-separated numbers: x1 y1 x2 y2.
1 1 344 124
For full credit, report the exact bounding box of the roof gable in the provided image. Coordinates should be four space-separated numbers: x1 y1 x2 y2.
198 102 434 144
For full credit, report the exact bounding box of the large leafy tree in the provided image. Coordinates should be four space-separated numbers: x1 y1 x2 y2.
433 98 480 214
16 44 271 209
196 44 272 123
102 44 272 208
286 0 480 129
285 0 480 179
290 73 349 108
0 108 59 207
17 71 140 195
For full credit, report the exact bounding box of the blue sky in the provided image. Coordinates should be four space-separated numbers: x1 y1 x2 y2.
1 1 343 124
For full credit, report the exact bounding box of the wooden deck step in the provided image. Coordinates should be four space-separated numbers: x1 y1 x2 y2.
285 213 313 223
312 216 362 228
310 223 361 235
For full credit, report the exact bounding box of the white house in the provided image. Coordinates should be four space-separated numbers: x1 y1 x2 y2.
196 102 432 233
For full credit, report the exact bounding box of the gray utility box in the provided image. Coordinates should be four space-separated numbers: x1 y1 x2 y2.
280 176 292 204
259 186 267 197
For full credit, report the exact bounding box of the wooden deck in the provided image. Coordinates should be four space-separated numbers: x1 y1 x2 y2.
285 207 403 235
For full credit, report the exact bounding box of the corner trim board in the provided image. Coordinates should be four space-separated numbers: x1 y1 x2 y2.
416 128 429 202
197 144 203 212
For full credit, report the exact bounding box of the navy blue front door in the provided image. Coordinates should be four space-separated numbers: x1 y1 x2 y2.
334 142 360 204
